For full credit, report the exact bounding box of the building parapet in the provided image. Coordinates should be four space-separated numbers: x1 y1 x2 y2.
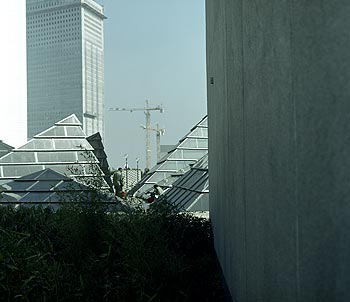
27 0 106 19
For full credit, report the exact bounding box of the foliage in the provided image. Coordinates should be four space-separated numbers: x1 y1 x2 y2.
66 150 107 191
0 204 227 302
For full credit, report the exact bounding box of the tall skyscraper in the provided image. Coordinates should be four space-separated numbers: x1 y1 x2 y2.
26 0 106 139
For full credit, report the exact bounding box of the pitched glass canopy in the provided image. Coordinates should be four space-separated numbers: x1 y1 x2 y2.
0 114 107 187
159 153 209 212
130 116 208 196
0 140 14 158
0 168 113 208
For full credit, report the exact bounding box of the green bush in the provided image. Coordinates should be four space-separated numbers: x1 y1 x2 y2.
0 204 227 302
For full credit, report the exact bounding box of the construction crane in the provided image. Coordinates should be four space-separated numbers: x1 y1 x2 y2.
109 100 164 170
140 123 165 163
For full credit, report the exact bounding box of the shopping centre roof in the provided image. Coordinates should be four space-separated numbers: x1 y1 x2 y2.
0 115 107 187
0 140 14 158
130 116 208 196
159 153 209 212
0 168 114 208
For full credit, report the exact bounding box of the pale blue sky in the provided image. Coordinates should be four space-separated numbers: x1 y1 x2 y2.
102 0 207 169
0 0 207 170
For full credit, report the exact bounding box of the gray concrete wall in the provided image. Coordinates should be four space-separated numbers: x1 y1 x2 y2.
206 1 350 301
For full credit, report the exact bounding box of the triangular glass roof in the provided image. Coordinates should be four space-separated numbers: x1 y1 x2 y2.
0 168 114 207
0 115 107 187
159 153 209 212
35 114 85 138
130 116 208 196
20 169 70 181
0 140 14 158
87 132 113 189
55 114 82 126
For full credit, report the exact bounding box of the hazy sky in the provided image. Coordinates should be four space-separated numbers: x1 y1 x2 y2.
0 1 27 148
0 0 207 170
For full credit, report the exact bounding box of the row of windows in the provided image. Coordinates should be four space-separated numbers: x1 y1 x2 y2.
28 38 79 47
27 77 81 85
28 64 81 70
27 70 81 77
28 9 79 19
28 4 79 12
28 27 80 34
28 77 82 83
28 21 80 29
28 13 79 23
28 72 81 79
27 72 82 79
27 69 82 76
28 48 81 59
28 37 81 45
28 60 80 66
28 33 80 42
28 86 82 93
29 53 82 68
28 59 81 66
28 31 80 37
28 36 80 43
28 90 81 97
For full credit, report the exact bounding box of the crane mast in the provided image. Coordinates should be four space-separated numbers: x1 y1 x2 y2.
141 123 165 163
109 100 164 170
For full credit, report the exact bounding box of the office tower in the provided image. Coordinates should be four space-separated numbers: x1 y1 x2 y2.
26 0 106 139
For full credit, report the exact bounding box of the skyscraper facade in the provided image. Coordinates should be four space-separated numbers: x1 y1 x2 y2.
26 0 106 139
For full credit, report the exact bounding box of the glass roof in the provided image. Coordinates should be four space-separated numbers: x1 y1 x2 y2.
0 168 114 205
0 115 107 187
0 140 14 158
87 132 113 189
159 153 209 212
56 114 82 126
130 116 208 196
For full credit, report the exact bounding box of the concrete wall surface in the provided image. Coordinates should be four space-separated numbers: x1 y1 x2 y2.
206 1 350 301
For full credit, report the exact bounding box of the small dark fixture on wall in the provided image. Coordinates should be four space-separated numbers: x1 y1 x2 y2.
210 77 214 85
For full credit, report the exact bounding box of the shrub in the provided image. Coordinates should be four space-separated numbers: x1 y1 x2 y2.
0 204 227 302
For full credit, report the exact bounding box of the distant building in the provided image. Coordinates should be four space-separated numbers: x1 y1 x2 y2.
26 0 106 139
121 169 142 193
